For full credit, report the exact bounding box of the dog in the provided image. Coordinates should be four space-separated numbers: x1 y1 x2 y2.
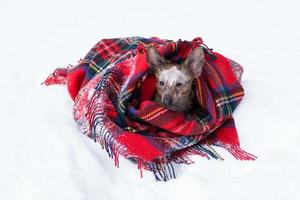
146 46 205 112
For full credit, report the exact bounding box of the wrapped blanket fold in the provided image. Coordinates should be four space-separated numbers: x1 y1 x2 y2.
44 37 256 181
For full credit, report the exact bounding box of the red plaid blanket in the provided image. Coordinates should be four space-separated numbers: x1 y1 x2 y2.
44 37 256 181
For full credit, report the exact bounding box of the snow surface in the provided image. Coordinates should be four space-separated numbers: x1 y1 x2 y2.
1 0 300 199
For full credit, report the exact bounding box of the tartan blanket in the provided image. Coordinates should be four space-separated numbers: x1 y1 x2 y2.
44 37 256 181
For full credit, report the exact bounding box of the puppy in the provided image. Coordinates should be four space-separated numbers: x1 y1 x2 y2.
146 46 205 112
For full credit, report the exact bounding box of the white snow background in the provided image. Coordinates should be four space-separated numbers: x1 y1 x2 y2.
1 0 300 199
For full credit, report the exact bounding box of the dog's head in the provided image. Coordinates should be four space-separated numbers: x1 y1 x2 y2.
146 46 205 110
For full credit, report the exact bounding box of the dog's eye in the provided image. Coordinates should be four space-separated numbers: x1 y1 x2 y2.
176 82 183 87
159 81 164 86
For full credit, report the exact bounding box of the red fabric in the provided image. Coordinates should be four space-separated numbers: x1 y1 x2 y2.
139 75 156 101
67 67 86 100
116 133 163 161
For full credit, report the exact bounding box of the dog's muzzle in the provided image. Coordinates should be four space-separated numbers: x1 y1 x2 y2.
162 95 173 106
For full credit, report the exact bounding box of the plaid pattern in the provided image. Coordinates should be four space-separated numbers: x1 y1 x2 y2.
45 37 256 181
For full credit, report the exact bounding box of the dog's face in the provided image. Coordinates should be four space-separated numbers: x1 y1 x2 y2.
146 46 205 111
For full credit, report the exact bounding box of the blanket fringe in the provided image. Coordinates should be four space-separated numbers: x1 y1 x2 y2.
148 144 225 181
149 161 176 182
187 144 224 160
172 155 195 164
137 159 143 178
90 120 254 180
99 141 255 181
214 143 257 160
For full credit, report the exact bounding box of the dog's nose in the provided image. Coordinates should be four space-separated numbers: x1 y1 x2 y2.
163 96 173 106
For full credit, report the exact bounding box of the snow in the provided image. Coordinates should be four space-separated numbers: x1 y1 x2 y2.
1 0 300 199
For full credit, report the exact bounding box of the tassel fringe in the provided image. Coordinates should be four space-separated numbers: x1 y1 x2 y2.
213 143 257 160
92 133 257 181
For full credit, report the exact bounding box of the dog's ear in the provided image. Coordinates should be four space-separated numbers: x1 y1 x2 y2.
146 46 166 68
184 47 205 78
